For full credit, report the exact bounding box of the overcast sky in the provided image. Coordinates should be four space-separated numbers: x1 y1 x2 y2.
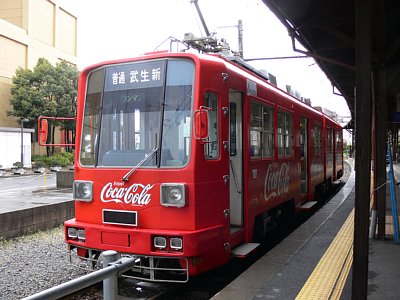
61 0 350 118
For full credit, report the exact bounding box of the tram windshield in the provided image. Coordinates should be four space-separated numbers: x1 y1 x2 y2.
80 59 194 168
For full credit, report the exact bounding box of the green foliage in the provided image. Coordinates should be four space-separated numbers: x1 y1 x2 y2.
33 160 45 168
32 153 74 167
8 58 79 145
46 153 74 167
32 155 47 164
8 59 56 126
57 152 75 163
32 155 47 168
53 60 79 131
343 143 352 157
12 162 23 168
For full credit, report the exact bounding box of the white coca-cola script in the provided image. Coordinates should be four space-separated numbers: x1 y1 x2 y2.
100 182 154 206
264 163 290 201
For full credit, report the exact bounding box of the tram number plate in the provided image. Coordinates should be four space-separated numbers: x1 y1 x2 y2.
103 209 137 226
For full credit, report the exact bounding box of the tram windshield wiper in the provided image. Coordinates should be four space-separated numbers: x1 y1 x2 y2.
122 147 158 182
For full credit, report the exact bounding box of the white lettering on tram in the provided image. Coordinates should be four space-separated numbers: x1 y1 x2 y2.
264 163 290 201
100 182 154 206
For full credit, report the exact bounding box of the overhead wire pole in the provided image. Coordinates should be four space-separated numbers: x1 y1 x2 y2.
191 1 243 57
191 0 210 37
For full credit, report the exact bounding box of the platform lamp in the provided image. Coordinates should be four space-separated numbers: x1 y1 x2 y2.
20 118 29 167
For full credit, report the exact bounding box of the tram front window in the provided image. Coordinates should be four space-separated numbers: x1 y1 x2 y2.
80 59 194 168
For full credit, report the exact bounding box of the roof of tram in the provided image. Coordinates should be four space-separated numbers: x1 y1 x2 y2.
262 0 400 125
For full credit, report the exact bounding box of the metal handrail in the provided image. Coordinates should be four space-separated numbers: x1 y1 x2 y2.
23 251 134 300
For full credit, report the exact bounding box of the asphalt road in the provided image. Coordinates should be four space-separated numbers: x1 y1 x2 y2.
0 173 56 192
0 173 72 214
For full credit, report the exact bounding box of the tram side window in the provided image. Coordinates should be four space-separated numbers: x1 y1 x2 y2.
263 106 274 157
336 131 343 150
204 92 219 159
314 124 322 155
326 128 333 150
230 103 237 156
326 128 334 157
335 131 343 157
277 111 293 157
250 102 274 159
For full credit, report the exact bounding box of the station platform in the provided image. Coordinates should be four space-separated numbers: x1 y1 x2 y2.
1 163 399 298
212 161 400 300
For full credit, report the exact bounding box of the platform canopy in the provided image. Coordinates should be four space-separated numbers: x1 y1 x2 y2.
261 1 400 299
262 0 400 125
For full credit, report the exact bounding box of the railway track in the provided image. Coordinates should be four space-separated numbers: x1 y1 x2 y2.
57 180 346 300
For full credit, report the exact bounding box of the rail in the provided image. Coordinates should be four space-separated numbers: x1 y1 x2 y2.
23 251 135 300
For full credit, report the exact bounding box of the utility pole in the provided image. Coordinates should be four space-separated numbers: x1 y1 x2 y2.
20 118 29 166
238 19 243 58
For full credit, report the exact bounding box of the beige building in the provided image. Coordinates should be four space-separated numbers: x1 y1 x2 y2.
0 0 77 168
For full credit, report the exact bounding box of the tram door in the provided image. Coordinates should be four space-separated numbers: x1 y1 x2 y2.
229 91 243 226
300 117 308 194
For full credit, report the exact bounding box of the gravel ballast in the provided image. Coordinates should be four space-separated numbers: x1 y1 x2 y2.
0 226 87 300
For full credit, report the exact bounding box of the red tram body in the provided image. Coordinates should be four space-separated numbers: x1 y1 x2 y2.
64 51 343 282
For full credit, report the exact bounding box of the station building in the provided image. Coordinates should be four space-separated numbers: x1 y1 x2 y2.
0 0 77 168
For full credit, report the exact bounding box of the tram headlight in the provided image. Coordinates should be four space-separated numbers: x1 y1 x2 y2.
154 236 167 249
67 227 85 241
67 227 78 239
160 184 185 207
170 237 183 250
77 229 86 241
73 180 93 202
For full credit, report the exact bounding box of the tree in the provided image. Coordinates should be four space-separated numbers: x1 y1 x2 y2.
53 60 79 152
8 58 79 155
9 59 55 126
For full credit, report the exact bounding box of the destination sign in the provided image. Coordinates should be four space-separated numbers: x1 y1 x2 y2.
105 61 166 91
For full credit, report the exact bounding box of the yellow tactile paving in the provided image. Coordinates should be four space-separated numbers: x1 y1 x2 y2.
296 210 354 300
329 243 353 299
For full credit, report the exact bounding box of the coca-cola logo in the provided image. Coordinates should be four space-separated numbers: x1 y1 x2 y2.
100 182 154 206
264 163 290 201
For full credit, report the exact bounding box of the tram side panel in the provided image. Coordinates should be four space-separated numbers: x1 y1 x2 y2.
325 118 335 184
190 59 232 271
243 85 302 239
324 117 337 184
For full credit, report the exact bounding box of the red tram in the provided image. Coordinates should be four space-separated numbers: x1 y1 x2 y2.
64 51 343 282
